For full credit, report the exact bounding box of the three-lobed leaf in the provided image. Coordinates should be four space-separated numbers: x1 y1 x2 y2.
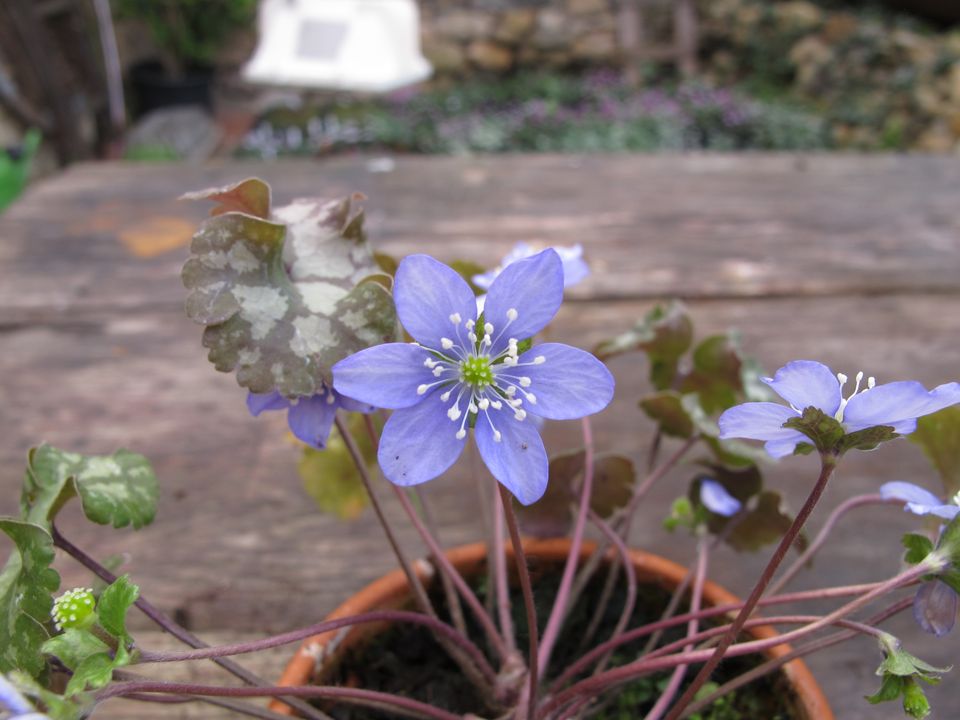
182 180 398 397
97 575 139 643
41 629 109 672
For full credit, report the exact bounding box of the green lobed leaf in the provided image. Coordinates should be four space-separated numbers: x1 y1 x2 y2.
42 629 109 672
902 533 935 566
97 575 139 643
680 334 744 414
64 652 115 697
0 519 59 677
24 445 158 530
866 673 905 705
909 406 960 497
594 301 693 389
783 406 845 455
183 182 398 396
839 424 898 454
298 413 376 520
878 642 950 679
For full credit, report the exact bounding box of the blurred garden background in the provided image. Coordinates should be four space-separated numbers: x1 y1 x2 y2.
3 0 960 209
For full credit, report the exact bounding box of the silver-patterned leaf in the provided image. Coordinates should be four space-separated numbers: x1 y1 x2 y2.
183 182 397 396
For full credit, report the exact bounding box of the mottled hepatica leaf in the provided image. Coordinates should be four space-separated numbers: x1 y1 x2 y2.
182 178 398 397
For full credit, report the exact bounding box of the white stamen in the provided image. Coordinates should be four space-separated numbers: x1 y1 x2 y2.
449 313 462 324
868 376 876 389
468 402 478 413
468 332 478 343
507 308 518 321
514 409 527 421
533 356 546 365
493 430 502 442
503 356 518 366
837 372 848 385
526 394 536 404
448 406 462 421
478 398 490 410
440 338 454 350
417 384 429 395
519 377 531 387
506 386 517 396
433 366 444 377
424 358 438 368
484 322 494 336
440 390 452 402
456 429 466 440
465 319 475 330
491 400 503 410
326 393 335 404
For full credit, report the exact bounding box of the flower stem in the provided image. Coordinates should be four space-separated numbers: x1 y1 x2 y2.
658 455 838 720
98 680 461 720
538 417 595 679
769 492 895 595
413 486 468 638
136 608 495 682
50 524 331 720
493 473 517 650
676 596 912 719
393 486 509 661
643 536 709 720
499 483 539 720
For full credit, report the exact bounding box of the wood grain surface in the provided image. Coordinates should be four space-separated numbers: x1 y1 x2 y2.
1 155 958 719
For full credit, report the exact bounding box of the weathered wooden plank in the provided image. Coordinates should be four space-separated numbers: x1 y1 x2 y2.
1 156 959 324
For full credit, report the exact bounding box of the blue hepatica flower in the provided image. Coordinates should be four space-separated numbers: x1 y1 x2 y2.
699 478 742 517
718 360 960 458
246 385 373 450
332 250 614 505
879 482 960 522
473 242 590 291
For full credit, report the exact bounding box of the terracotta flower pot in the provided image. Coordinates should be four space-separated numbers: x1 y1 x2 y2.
271 539 834 719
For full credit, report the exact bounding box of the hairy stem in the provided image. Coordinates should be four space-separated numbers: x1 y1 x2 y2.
98 681 460 720
51 525 330 720
500 484 539 720
539 417 595 678
660 455 838 720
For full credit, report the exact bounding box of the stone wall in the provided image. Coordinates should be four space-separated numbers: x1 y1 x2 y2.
418 0 624 75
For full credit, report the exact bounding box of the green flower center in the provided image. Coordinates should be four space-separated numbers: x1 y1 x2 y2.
460 356 494 389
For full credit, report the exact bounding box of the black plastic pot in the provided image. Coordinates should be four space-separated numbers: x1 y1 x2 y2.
129 60 214 117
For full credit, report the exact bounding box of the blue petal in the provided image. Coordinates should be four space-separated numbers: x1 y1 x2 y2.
378 393 467 486
913 581 958 637
333 343 438 409
287 395 338 449
394 255 478 349
475 409 548 505
844 381 960 433
509 343 614 420
484 249 563 355
561 256 590 287
762 361 841 416
879 481 944 509
337 394 377 414
246 391 290 417
718 402 800 441
764 435 808 458
700 479 742 517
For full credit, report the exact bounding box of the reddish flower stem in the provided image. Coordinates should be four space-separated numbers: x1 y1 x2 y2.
97 681 461 720
538 417 595 678
500 483 540 720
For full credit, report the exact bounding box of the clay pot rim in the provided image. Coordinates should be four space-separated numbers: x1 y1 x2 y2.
272 538 834 719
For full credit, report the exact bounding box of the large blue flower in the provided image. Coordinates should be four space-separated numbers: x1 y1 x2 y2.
332 250 614 505
718 360 960 458
246 386 373 449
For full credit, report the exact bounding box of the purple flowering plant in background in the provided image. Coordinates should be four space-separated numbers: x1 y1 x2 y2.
11 177 960 720
333 249 613 504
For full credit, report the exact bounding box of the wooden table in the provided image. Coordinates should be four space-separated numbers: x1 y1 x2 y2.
2 155 959 718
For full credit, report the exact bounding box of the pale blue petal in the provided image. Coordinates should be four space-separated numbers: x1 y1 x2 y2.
700 479 742 517
472 269 498 290
394 254 478 349
561 255 590 287
844 381 960 433
333 343 439 409
378 394 467 486
246 390 289 417
764 435 808 458
762 361 841 416
484 249 563 355
914 581 958 637
475 409 548 505
287 395 338 449
337 395 377 414
508 343 614 420
879 481 944 509
718 402 799 441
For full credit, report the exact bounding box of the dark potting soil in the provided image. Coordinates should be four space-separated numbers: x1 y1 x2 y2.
323 558 797 719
